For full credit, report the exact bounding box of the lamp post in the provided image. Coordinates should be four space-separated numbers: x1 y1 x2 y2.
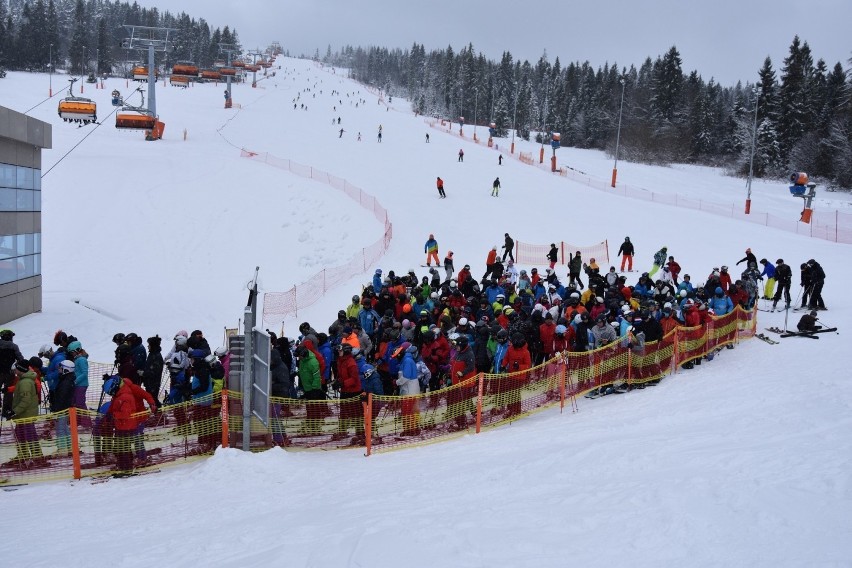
81 46 85 93
745 87 760 214
48 43 53 96
611 77 626 188
473 88 478 142
539 75 549 164
511 83 519 154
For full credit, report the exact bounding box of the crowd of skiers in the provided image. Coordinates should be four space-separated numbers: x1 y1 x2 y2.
0 328 231 473
0 238 830 456
265 237 829 440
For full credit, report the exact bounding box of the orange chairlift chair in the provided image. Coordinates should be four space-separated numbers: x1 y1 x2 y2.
57 78 97 125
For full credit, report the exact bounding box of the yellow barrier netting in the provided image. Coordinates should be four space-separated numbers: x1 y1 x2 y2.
0 308 756 482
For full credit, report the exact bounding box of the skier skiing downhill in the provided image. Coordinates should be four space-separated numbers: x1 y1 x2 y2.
491 177 501 196
436 176 446 198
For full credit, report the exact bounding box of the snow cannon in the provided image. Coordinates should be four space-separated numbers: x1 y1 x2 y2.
550 133 561 172
789 172 808 196
488 122 496 147
788 172 816 223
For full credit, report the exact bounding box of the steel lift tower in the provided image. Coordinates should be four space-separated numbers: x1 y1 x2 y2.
120 24 177 139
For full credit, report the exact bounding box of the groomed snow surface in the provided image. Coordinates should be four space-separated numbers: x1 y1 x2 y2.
1 59 850 567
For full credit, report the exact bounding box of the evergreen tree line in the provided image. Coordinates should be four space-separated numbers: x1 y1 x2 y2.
0 0 241 81
324 39 852 189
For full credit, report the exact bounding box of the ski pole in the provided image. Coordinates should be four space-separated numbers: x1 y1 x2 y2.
793 285 803 308
814 315 839 334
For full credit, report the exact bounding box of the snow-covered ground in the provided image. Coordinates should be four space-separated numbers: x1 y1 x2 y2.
0 60 850 567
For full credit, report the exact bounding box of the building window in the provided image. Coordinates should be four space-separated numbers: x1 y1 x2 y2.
0 233 41 285
0 163 41 212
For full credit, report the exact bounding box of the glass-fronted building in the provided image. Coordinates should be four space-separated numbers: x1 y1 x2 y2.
0 107 51 324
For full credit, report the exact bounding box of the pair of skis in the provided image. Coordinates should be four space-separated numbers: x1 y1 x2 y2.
755 333 780 345
763 327 838 341
779 327 837 339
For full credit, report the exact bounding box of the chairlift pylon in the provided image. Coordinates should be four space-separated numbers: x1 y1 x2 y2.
115 86 157 131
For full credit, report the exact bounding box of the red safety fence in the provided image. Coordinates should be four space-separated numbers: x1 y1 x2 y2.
515 240 610 267
424 118 852 244
0 392 226 486
248 306 756 454
0 307 756 485
237 150 394 325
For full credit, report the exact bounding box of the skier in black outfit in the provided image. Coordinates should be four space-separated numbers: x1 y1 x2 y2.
797 310 822 332
800 263 813 308
735 248 757 267
617 237 634 272
0 329 25 416
547 244 558 270
502 233 515 263
771 259 792 311
806 259 826 310
142 336 164 407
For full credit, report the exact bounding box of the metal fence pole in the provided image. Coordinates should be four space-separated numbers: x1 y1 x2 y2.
242 307 253 451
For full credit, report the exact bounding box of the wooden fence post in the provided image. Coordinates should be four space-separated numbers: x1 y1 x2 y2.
364 395 372 456
221 389 229 449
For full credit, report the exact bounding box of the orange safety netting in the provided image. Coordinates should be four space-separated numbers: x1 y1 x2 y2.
425 117 852 246
239 150 394 326
0 308 758 482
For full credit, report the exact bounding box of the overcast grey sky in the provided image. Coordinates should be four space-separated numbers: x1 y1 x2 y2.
137 0 850 86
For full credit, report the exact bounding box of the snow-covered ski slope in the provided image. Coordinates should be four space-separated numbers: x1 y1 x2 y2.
1 59 850 567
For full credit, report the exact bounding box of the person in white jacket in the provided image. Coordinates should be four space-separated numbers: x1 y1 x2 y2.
504 260 519 285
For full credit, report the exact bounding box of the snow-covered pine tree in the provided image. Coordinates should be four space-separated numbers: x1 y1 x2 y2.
68 0 86 74
778 36 815 164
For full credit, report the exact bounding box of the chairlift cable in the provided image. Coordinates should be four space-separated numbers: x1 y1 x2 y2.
42 86 140 179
